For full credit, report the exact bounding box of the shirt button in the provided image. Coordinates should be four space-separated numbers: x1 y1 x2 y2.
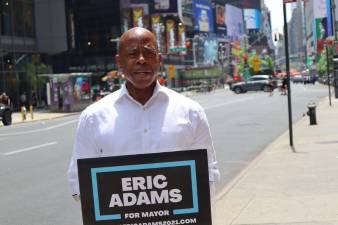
144 128 148 133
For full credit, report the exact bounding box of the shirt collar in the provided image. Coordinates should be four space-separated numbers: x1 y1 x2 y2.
117 80 167 104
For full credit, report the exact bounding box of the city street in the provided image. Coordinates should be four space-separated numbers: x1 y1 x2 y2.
0 84 329 225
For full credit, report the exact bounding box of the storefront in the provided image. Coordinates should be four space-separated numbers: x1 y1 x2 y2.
40 73 92 112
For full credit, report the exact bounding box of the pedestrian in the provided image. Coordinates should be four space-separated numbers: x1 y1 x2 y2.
19 92 27 108
268 75 275 96
0 92 10 106
67 27 220 204
281 75 287 95
30 92 37 107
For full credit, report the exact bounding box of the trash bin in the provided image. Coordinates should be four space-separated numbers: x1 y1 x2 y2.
307 102 317 125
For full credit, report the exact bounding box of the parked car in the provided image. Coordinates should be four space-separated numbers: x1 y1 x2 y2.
303 75 316 84
0 103 12 125
231 75 275 94
292 75 304 84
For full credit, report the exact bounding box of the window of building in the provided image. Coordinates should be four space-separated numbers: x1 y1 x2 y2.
13 0 24 36
0 0 12 35
23 1 34 37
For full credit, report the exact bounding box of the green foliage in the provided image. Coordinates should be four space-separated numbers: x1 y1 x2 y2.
24 62 51 90
263 55 274 70
317 47 333 75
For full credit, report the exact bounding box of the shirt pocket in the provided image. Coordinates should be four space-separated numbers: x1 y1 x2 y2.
158 124 193 150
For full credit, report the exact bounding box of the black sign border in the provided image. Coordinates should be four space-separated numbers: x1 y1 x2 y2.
77 149 211 225
91 160 199 221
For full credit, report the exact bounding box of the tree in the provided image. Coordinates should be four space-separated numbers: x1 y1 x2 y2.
24 62 50 91
317 46 333 76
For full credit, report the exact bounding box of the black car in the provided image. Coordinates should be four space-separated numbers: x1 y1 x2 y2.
0 103 12 125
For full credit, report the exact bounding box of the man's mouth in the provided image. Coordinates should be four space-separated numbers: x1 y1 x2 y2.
134 71 152 74
134 70 151 73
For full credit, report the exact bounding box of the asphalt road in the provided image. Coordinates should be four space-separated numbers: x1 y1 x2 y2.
0 83 329 225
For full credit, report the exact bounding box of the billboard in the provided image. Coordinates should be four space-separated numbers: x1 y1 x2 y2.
225 0 261 10
203 37 218 65
193 0 214 32
244 9 261 30
178 0 194 27
215 4 226 34
313 0 327 18
326 0 333 36
215 4 225 26
150 0 178 14
226 4 244 41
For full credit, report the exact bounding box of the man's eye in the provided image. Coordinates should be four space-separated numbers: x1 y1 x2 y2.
144 51 156 57
128 52 137 57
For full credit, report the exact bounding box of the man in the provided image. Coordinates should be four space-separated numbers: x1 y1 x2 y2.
0 92 10 106
281 75 287 95
67 27 219 202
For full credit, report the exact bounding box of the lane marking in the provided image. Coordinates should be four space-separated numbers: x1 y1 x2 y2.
205 97 255 110
0 119 78 137
2 142 58 156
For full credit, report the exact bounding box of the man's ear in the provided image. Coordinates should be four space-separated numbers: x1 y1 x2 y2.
158 53 162 63
115 54 121 68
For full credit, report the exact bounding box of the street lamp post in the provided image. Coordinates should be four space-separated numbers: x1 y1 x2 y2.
192 35 197 67
283 1 294 148
329 0 338 98
326 44 332 106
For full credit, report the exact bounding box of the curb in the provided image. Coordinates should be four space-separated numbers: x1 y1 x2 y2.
0 112 80 127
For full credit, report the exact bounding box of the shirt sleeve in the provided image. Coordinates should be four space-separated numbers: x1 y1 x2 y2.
67 111 99 195
190 108 220 183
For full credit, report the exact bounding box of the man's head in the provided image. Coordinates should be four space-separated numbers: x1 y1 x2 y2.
116 27 161 90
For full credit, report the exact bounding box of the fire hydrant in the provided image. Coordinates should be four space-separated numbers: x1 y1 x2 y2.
307 102 317 125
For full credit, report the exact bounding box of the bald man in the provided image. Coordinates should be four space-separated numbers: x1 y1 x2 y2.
67 27 219 202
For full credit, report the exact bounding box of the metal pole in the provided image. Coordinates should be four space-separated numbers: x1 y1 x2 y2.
283 2 294 147
330 0 338 98
1 54 4 91
331 0 337 40
326 45 332 106
192 36 197 67
302 0 308 67
35 62 40 107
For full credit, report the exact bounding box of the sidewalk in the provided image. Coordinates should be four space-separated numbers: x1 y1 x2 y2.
214 97 338 225
2 110 79 126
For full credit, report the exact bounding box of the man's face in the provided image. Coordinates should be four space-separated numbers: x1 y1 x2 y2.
116 30 161 89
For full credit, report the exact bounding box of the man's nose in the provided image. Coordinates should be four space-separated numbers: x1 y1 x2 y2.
137 53 146 64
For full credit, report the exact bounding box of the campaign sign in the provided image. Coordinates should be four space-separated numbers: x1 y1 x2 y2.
77 149 211 225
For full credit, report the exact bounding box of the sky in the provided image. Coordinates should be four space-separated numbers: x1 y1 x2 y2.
264 0 293 35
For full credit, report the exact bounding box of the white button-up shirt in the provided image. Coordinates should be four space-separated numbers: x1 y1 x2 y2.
67 82 220 196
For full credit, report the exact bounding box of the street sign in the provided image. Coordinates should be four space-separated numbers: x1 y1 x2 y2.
77 149 212 225
169 47 187 54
